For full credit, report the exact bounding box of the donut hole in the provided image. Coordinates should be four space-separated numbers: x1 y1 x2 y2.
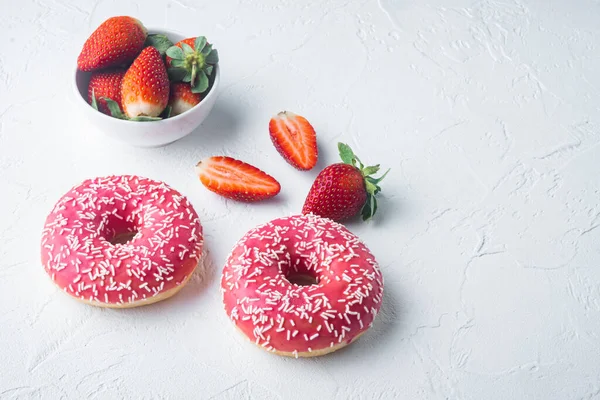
280 256 320 286
109 230 138 244
286 272 319 286
103 214 141 245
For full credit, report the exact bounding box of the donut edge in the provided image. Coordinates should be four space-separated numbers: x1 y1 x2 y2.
234 325 366 358
44 259 199 309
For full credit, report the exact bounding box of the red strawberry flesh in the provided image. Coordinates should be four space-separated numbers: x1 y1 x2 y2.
269 111 318 170
195 156 281 202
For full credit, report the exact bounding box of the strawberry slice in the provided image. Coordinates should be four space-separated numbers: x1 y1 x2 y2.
269 111 318 171
195 156 281 202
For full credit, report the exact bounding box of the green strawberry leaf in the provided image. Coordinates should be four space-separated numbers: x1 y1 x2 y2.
201 43 213 56
371 196 378 219
205 49 219 64
361 194 376 221
101 97 125 119
161 105 172 119
370 168 390 185
166 45 184 60
338 142 355 165
362 164 380 176
144 34 174 57
192 70 209 93
354 155 364 169
360 194 377 221
170 59 185 68
205 65 213 77
181 42 195 55
183 70 192 83
168 67 187 81
130 116 162 121
365 179 378 196
194 36 207 52
91 89 98 111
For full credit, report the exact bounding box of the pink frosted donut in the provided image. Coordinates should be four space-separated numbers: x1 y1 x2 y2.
221 214 384 357
40 175 203 308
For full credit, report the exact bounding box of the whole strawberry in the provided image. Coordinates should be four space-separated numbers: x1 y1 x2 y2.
77 16 147 72
168 83 202 116
121 46 170 118
166 36 219 94
302 143 389 221
87 69 126 116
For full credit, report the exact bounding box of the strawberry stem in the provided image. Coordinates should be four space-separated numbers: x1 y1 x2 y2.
191 63 197 87
166 38 219 93
337 142 390 221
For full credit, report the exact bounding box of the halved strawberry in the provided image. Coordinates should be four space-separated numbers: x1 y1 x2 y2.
168 83 202 116
77 16 147 72
195 156 280 202
121 46 170 118
269 111 318 170
87 69 126 116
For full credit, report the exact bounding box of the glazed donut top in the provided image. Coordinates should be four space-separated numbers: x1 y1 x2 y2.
41 175 203 305
221 214 384 355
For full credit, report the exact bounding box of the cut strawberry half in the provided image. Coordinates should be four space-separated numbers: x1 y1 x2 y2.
195 156 281 202
269 111 318 171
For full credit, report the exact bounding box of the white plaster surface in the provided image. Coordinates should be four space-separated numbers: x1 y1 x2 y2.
1 0 600 398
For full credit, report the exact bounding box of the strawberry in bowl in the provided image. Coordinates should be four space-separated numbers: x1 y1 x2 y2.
73 16 221 147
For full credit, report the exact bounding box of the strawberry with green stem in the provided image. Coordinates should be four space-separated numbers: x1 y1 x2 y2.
302 143 390 221
166 36 219 94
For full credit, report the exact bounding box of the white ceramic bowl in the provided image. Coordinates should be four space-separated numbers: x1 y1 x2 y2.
73 28 220 148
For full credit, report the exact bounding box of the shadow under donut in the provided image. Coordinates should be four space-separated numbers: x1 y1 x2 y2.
166 247 217 306
303 283 404 363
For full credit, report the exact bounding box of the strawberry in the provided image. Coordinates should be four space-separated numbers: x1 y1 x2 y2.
77 16 147 72
195 156 280 202
302 143 389 221
168 83 202 116
121 46 170 118
165 38 196 67
87 69 126 116
269 111 318 170
166 36 219 94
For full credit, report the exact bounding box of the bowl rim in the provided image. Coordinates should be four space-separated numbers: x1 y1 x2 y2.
73 27 220 125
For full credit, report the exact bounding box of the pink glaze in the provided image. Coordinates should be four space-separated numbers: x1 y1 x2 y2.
221 214 384 356
41 175 203 306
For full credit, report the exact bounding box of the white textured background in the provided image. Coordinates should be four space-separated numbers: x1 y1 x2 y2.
1 0 600 398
